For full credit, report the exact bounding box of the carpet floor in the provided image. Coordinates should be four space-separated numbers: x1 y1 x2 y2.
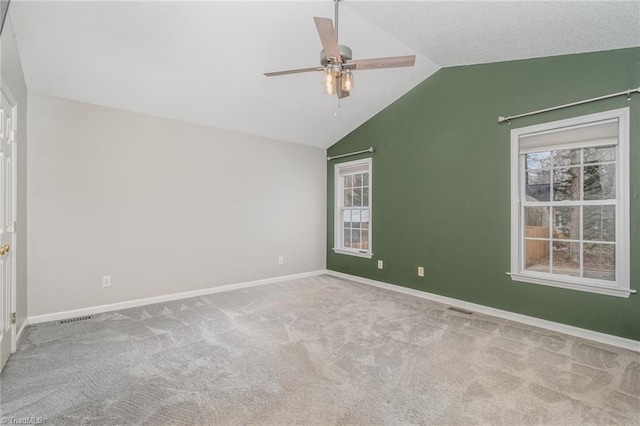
1 275 638 425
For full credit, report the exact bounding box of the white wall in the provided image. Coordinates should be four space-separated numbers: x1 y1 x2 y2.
27 93 326 316
1 18 28 331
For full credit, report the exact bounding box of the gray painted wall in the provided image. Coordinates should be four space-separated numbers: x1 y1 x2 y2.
27 93 326 316
1 18 28 332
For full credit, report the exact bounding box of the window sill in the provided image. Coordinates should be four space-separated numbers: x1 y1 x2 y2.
509 272 633 298
332 248 374 259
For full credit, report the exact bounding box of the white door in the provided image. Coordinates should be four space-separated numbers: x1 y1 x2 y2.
0 84 16 371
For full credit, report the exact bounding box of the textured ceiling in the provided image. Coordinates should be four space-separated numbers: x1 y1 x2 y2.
348 1 640 67
8 1 640 148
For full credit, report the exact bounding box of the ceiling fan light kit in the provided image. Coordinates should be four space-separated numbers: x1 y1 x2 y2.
264 0 415 100
342 70 354 92
322 65 354 96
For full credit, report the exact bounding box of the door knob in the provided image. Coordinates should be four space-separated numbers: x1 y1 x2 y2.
0 247 6 255
3 244 9 253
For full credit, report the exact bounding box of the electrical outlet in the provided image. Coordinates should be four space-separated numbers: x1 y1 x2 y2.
278 256 284 265
102 276 111 287
417 266 425 277
377 260 384 269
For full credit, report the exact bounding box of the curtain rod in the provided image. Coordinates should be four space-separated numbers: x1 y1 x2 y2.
498 87 639 124
327 147 374 161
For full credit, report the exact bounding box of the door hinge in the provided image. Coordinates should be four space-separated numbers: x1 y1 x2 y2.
10 312 16 325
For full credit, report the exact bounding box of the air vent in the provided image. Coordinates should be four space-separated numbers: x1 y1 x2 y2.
59 315 93 324
447 307 473 315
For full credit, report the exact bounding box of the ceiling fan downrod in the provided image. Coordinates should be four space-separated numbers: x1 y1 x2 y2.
334 0 340 42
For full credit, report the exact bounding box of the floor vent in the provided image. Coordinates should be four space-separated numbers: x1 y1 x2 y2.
447 307 473 315
59 315 93 324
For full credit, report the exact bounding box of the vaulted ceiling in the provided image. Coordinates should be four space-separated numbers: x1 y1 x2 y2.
9 1 640 148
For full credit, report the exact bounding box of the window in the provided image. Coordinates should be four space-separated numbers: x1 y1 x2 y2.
510 108 630 297
333 158 373 258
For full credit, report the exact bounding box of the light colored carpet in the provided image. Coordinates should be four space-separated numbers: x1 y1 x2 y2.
1 274 638 425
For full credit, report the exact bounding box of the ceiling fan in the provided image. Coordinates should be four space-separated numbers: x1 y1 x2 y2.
263 0 416 99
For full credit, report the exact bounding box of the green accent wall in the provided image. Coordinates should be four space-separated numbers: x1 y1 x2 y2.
327 48 640 341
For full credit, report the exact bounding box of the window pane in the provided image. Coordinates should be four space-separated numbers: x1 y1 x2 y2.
361 209 370 229
355 173 362 187
363 173 369 186
584 146 615 164
352 210 361 229
361 230 369 250
352 229 361 248
344 175 353 188
525 170 551 201
553 167 580 201
525 206 549 237
526 152 551 170
553 206 580 240
525 239 550 272
353 188 362 207
344 227 351 247
583 206 615 242
362 188 369 207
344 189 353 207
584 164 616 200
583 244 615 281
553 149 581 167
552 241 580 277
343 210 351 228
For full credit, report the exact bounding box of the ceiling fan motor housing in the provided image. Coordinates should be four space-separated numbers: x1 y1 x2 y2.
321 45 352 65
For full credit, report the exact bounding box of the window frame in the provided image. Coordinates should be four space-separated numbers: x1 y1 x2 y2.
333 157 373 259
509 107 630 298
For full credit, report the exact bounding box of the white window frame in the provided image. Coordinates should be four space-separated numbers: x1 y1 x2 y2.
333 157 373 258
510 107 630 298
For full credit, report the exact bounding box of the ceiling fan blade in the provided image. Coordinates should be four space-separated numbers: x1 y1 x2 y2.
350 55 416 70
263 67 322 77
313 17 341 63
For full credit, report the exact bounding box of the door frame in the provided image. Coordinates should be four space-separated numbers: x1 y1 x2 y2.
1 77 17 353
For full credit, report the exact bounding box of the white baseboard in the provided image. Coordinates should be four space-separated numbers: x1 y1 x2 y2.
326 270 640 352
12 318 29 353
25 268 640 352
29 270 326 325
16 318 28 342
